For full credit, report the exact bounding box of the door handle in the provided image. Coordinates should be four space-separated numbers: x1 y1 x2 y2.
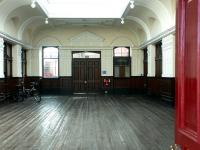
84 81 87 84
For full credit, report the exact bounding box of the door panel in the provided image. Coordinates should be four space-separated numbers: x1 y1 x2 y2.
73 59 87 92
176 0 200 149
72 58 100 93
87 59 101 92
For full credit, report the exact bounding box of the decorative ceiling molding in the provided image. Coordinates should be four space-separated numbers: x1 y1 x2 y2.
70 31 105 46
135 0 172 30
0 30 32 49
17 16 44 39
126 16 151 40
139 26 175 49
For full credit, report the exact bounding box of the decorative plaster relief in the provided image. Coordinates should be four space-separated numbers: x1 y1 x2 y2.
70 31 105 46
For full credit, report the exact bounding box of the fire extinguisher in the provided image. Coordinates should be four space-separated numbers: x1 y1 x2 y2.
103 78 110 93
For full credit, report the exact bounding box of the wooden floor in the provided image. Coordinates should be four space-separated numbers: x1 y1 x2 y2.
0 95 174 150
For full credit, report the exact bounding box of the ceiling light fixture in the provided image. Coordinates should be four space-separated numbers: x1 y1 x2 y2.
130 0 135 9
121 18 124 24
31 0 36 8
45 18 49 24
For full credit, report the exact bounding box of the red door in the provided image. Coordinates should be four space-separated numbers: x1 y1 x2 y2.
176 0 200 149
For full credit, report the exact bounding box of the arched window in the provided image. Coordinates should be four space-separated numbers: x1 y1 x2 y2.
113 47 131 78
43 47 59 78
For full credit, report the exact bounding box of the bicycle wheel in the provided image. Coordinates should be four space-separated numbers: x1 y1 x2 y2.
33 90 41 102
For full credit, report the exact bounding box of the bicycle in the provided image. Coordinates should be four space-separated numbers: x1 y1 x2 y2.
24 81 41 102
16 81 41 102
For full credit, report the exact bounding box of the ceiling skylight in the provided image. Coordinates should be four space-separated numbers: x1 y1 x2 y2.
37 0 130 18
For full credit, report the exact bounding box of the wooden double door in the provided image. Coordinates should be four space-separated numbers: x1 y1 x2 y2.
72 58 101 93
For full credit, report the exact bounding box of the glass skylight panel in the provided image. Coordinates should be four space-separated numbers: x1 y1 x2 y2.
37 0 130 18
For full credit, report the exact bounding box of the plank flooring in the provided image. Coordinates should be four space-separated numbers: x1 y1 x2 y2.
0 95 174 150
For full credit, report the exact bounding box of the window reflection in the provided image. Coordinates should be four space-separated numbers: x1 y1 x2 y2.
43 47 59 78
73 52 100 58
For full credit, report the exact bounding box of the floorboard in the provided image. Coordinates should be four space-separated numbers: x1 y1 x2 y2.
0 95 174 150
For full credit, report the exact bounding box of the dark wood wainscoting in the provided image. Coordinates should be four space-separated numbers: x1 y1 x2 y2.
40 77 72 95
113 78 131 94
147 77 161 96
24 77 72 95
146 77 175 102
131 77 145 93
160 78 175 102
0 77 22 102
0 76 174 102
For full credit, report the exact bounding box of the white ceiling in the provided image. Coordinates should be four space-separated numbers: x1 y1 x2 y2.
37 0 130 18
0 0 176 45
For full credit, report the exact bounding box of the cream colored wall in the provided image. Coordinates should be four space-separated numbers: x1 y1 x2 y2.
147 44 156 77
27 26 144 77
132 49 144 76
0 37 4 78
162 34 175 77
12 44 22 77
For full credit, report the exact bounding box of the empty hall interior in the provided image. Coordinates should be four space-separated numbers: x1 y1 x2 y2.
0 0 177 150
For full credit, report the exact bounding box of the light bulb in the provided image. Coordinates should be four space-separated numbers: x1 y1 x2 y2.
121 18 124 24
31 2 36 8
130 3 135 9
130 1 135 9
45 18 49 24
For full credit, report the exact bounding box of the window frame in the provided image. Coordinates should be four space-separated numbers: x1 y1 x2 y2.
3 42 12 78
42 46 59 79
21 48 27 77
113 46 131 78
155 41 162 77
143 47 148 77
72 51 101 59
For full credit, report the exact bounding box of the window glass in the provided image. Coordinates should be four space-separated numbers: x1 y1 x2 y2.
43 47 59 78
114 47 129 57
43 47 59 58
113 47 131 78
73 52 100 58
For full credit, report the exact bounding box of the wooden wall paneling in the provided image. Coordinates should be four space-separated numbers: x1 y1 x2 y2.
147 77 160 96
113 78 131 94
59 77 73 94
23 76 175 102
160 78 175 102
131 77 145 93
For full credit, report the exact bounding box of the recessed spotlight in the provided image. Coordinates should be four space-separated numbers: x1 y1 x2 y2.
130 0 135 9
121 18 124 24
31 0 36 8
45 18 49 24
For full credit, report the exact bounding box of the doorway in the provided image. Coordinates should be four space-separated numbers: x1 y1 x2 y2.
72 51 101 93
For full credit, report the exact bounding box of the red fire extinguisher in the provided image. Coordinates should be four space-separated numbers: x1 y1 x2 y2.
103 78 110 94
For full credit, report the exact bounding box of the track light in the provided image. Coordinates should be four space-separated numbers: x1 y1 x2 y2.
130 0 135 9
121 18 124 24
45 18 49 24
31 0 36 8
